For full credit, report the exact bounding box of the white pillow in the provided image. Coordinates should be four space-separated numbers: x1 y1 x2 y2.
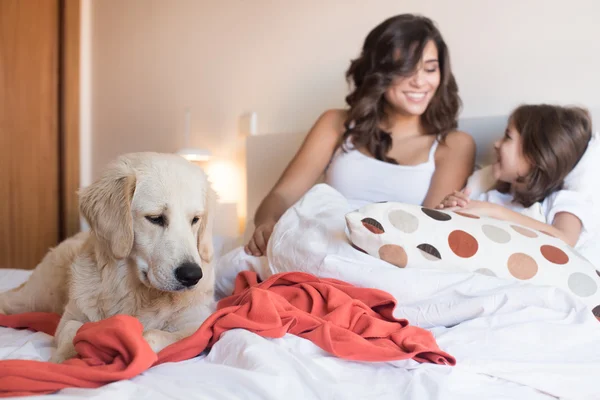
563 132 600 202
345 201 600 321
464 164 496 198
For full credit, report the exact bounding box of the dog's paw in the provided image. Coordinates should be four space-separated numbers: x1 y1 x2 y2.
50 345 77 363
49 353 67 364
143 329 171 353
0 297 7 315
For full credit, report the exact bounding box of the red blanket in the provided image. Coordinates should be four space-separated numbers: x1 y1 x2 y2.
0 271 455 397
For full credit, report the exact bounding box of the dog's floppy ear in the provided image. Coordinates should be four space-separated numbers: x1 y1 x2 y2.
79 157 137 259
198 184 217 264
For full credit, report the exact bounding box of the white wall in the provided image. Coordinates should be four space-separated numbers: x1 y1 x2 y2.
86 0 600 223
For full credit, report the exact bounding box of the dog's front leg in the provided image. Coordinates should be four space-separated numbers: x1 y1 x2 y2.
142 327 198 354
143 302 214 353
50 301 88 363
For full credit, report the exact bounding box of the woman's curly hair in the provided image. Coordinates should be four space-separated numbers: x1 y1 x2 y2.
341 14 461 163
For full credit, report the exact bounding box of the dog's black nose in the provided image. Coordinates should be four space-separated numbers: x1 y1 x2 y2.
174 262 203 287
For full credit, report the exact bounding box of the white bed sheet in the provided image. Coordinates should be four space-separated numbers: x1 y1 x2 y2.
1 198 598 400
217 184 600 400
0 266 557 400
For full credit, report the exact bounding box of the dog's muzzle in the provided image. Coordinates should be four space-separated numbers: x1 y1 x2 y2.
174 262 203 287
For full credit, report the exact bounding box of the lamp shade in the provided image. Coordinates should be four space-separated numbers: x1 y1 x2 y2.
176 147 212 162
176 109 212 161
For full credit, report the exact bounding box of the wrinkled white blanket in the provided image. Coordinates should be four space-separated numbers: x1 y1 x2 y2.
2 184 599 399
217 184 600 400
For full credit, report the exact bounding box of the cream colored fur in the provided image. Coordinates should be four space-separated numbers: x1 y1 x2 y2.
0 152 217 363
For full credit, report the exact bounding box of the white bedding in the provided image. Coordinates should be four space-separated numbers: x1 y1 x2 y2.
2 186 600 399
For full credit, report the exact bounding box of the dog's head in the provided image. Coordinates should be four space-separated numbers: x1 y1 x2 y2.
79 152 217 292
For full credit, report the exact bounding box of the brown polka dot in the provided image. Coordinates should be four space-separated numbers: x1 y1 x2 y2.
540 245 569 265
379 244 408 268
510 225 538 238
351 243 367 254
417 243 441 261
593 305 600 322
455 211 480 219
421 208 451 221
361 218 384 234
507 253 538 280
448 230 478 258
596 270 600 278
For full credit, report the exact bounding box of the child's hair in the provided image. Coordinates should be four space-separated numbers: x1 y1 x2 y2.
498 104 592 207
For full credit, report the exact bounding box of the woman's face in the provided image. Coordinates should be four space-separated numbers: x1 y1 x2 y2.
383 40 441 117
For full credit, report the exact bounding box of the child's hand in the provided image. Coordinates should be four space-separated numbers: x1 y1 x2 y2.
436 188 471 209
449 200 499 218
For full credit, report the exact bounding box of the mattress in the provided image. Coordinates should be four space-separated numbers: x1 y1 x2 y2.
1 223 597 399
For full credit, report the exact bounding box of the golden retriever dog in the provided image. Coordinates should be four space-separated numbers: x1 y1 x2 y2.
0 152 217 363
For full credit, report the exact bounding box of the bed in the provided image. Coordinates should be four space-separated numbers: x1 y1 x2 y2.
2 113 600 399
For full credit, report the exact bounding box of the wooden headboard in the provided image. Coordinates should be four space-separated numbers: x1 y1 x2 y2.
245 110 600 222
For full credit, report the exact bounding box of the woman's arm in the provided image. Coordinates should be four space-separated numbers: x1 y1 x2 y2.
421 131 476 209
245 109 346 256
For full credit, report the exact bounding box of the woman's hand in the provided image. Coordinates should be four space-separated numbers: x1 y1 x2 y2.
436 188 471 209
245 109 346 257
244 221 276 257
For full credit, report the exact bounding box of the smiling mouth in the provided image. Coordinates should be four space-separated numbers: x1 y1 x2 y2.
404 92 427 102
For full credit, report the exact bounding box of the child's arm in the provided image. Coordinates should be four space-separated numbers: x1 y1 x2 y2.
538 212 582 247
460 201 583 247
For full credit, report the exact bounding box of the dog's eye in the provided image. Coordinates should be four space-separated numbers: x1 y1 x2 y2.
191 217 200 225
146 215 166 226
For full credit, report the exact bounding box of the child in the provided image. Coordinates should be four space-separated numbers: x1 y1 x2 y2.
437 104 594 248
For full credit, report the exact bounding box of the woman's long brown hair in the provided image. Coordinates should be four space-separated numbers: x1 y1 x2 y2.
341 14 461 163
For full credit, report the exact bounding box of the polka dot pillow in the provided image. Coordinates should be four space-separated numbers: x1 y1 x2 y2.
345 201 600 321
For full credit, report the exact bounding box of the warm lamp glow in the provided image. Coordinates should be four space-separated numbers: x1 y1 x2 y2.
205 159 246 235
176 148 212 162
205 160 241 204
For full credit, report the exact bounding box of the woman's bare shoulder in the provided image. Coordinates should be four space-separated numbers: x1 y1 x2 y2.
438 130 476 153
434 130 476 167
312 108 348 137
444 130 475 147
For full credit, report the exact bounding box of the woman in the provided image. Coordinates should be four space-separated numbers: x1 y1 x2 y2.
245 14 476 256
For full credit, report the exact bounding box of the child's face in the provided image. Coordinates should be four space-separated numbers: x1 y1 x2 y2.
492 123 532 184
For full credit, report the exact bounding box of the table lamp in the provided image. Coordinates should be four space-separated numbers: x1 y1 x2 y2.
175 108 212 162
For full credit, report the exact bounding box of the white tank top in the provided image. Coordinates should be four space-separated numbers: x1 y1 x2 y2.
324 137 439 208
